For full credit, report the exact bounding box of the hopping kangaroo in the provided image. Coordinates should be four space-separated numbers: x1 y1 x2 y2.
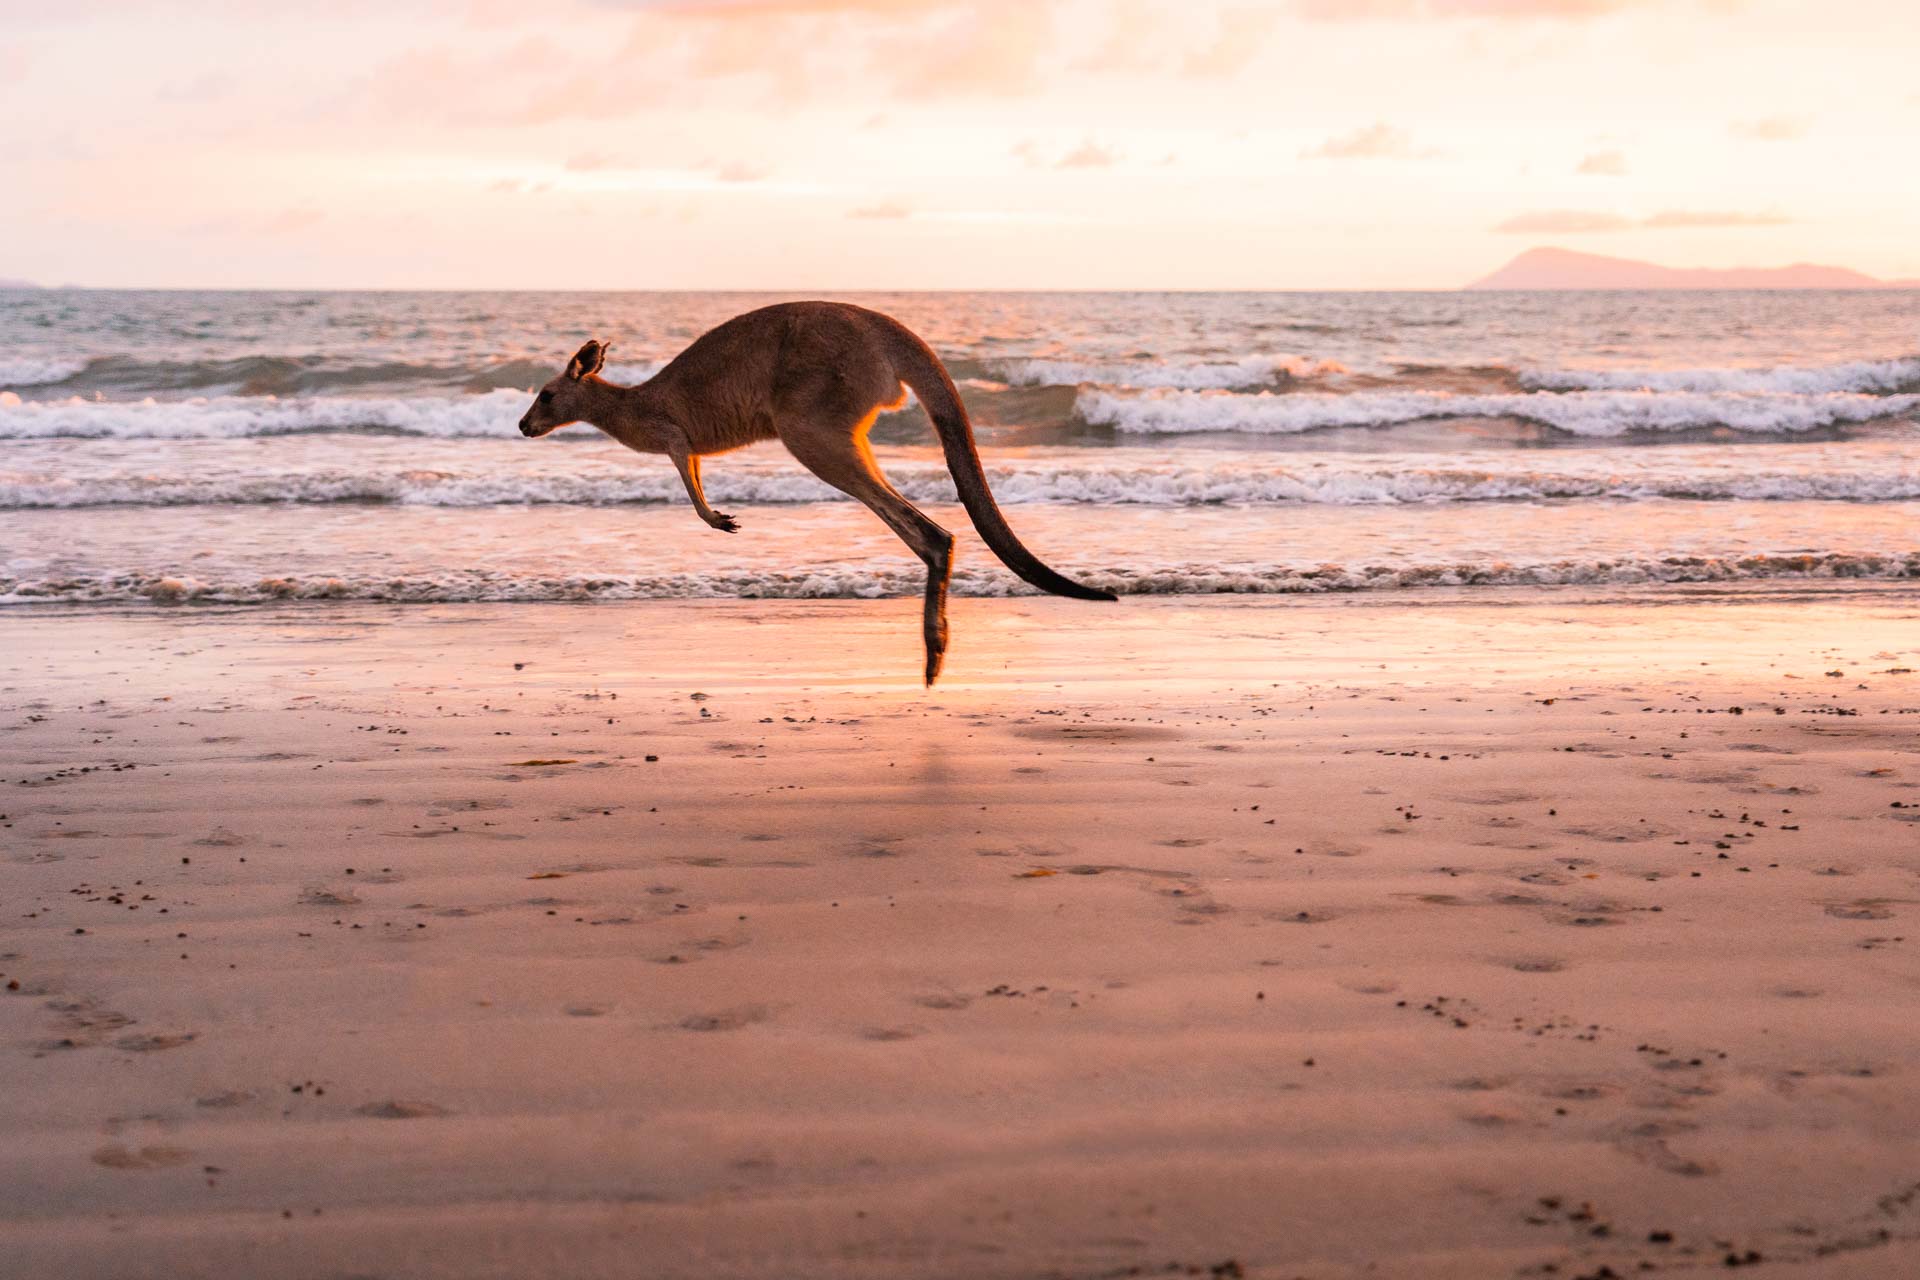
517 302 1115 684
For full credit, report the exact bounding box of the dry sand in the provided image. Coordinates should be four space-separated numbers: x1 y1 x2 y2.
3 585 1918 1279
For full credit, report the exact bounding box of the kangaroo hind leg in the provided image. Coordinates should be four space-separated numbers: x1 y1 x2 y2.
783 421 955 685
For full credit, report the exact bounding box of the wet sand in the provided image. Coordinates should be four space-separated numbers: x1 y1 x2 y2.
3 586 1918 1278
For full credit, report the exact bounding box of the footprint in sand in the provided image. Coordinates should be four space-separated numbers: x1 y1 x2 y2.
355 1100 451 1119
92 1144 191 1170
300 885 361 907
114 1032 198 1052
195 1090 255 1109
193 827 246 847
1447 789 1541 806
1302 841 1366 858
1825 900 1901 921
677 1005 773 1032
860 1026 925 1042
1611 1119 1717 1178
913 994 972 1011
563 1003 610 1017
1509 957 1568 973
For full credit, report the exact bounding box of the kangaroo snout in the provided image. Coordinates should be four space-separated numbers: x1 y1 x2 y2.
518 416 541 437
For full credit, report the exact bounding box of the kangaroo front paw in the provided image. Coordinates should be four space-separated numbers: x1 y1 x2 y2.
708 512 739 533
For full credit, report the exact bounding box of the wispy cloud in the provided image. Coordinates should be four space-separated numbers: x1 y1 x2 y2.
1575 149 1626 175
1184 7 1279 76
1495 209 1632 233
1056 139 1119 169
1730 116 1807 141
1301 122 1438 160
1641 209 1791 229
848 201 913 219
1297 0 1664 18
1496 208 1792 233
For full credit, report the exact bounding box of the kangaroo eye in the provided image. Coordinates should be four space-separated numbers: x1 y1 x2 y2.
537 390 554 404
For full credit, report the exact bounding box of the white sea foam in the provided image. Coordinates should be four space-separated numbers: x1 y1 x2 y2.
990 354 1345 390
1523 356 1920 396
0 389 533 439
10 445 1920 509
1078 387 1920 437
0 356 89 388
7 551 1914 606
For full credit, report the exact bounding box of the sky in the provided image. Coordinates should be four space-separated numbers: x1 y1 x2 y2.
3 0 1918 290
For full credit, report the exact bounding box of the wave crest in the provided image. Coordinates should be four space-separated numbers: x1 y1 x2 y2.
8 551 1915 606
1078 387 1920 436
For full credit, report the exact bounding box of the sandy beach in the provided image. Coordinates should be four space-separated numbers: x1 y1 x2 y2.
4 585 1918 1279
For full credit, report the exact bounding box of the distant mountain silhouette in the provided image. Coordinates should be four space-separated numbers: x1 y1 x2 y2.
0 277 42 290
1469 247 1917 291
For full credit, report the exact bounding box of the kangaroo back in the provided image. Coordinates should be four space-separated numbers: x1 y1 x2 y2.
876 319 1117 603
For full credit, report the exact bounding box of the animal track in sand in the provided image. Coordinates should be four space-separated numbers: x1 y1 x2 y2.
677 1005 774 1032
195 1090 255 1108
92 1144 191 1170
114 1032 197 1052
193 827 247 847
1507 957 1568 973
1611 1119 1718 1178
1447 789 1542 806
860 1026 925 1042
563 1004 610 1017
355 1100 451 1119
1010 722 1181 743
1824 899 1906 921
1557 820 1678 843
299 885 361 907
912 993 972 1011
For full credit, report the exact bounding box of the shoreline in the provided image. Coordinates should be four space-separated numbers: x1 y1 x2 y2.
4 589 1918 1278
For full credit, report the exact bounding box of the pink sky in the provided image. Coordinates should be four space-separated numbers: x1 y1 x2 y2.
4 0 1917 289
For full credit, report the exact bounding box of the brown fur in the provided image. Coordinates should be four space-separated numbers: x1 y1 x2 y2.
518 301 1114 684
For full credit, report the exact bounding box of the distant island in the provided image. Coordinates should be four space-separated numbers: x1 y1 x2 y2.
1469 247 1920 291
0 277 42 290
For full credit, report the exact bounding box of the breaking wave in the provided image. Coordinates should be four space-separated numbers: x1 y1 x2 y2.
8 551 1916 606
0 356 89 388
11 382 1917 442
1522 355 1920 396
1078 387 1920 437
984 354 1346 390
0 389 535 439
10 447 1920 508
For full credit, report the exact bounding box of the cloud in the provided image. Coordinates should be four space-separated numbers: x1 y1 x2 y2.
1641 209 1791 229
1184 7 1280 76
564 152 627 172
713 160 771 183
1301 122 1437 160
157 72 235 105
883 4 1053 98
1056 139 1118 169
1730 116 1806 141
1296 0 1657 17
1495 209 1633 233
848 201 913 219
1575 149 1626 175
1496 208 1792 233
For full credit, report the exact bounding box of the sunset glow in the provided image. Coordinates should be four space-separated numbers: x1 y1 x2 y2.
6 0 1918 289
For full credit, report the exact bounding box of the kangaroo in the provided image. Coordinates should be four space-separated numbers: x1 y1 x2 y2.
516 301 1115 684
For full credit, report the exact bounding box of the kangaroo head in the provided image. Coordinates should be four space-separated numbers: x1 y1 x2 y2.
519 339 609 437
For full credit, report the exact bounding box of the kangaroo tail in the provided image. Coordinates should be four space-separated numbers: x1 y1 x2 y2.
878 316 1117 603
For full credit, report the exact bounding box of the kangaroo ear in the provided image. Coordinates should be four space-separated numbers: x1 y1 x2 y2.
565 339 607 380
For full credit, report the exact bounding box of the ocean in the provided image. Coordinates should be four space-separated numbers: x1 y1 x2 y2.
3 288 1917 605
